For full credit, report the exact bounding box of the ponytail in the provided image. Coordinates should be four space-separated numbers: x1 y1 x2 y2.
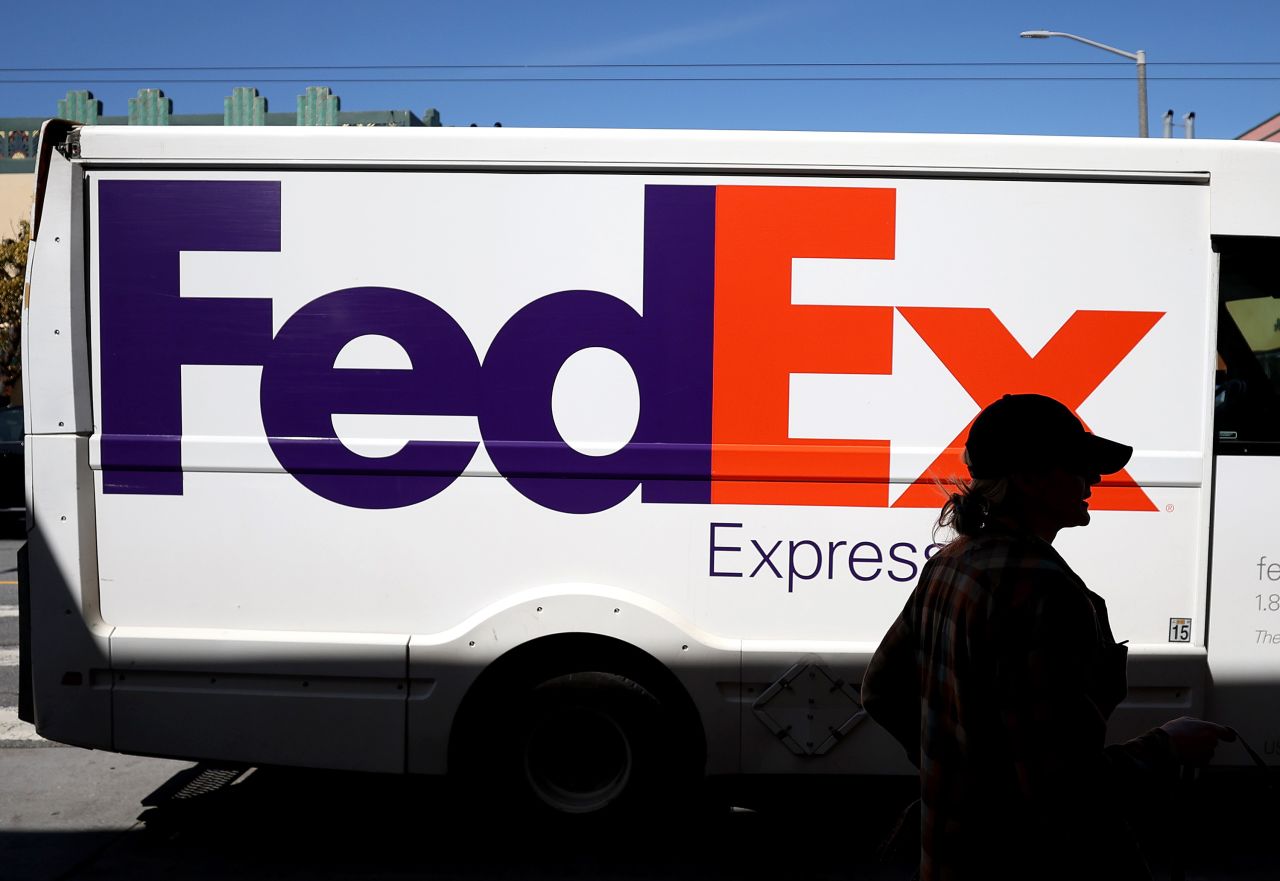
934 453 1010 541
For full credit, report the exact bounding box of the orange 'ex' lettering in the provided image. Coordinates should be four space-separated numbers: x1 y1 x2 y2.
710 185 1162 510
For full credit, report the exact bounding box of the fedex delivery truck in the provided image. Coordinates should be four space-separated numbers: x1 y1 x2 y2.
17 121 1280 812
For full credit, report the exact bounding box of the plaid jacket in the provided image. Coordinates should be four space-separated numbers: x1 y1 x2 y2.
862 528 1174 881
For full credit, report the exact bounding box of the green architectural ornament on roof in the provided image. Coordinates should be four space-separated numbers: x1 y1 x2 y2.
225 87 267 126
129 89 172 126
297 86 340 126
58 90 101 125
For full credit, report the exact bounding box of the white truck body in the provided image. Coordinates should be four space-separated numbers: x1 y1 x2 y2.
19 123 1280 782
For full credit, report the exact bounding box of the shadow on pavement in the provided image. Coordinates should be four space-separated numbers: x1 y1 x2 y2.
1 760 1277 880
132 765 1279 881
103 767 918 881
0 514 24 541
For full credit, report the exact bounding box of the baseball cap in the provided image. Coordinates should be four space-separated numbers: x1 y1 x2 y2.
964 394 1132 480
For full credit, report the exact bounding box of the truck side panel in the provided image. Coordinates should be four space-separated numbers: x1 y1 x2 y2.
76 166 1217 772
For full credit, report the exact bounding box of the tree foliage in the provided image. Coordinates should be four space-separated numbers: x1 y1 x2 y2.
0 220 28 384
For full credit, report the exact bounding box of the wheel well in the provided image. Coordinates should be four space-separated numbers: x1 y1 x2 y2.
448 632 706 776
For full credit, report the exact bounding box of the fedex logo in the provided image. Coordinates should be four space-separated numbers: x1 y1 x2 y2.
98 180 1160 514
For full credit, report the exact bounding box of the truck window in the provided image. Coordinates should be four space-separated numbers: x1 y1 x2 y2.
1214 236 1280 449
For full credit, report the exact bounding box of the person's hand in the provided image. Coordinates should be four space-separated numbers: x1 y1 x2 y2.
1159 716 1236 766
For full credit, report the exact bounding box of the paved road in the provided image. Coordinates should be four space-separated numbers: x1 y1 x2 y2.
4 760 921 881
4 751 1279 881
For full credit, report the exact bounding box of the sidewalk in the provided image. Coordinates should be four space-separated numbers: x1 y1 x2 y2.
0 747 191 881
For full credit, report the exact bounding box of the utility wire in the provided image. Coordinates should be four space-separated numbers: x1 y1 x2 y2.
4 61 1280 72
3 75 1280 84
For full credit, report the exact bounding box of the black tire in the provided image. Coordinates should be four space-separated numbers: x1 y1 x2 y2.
514 671 663 816
455 665 696 820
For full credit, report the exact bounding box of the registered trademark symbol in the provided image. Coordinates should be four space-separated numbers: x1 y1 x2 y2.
1165 504 1175 512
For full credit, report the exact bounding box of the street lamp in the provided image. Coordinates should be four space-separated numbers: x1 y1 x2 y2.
1020 30 1148 137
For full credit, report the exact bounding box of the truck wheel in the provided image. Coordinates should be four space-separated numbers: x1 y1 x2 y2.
515 672 663 815
450 637 705 820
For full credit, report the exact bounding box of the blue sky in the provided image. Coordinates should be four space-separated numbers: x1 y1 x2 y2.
4 0 1279 139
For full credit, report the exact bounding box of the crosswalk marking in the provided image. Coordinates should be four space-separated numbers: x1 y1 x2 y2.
0 706 43 742
0 647 19 665
0 606 17 617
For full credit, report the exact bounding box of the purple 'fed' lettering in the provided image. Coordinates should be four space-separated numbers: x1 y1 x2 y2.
97 180 717 513
478 185 715 513
99 180 279 494
260 287 481 509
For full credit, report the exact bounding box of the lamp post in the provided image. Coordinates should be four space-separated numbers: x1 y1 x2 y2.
1020 30 1148 137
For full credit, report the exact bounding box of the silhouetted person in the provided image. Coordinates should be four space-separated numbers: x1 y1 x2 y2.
862 394 1232 881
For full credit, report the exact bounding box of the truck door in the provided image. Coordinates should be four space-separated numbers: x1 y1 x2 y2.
1207 235 1280 761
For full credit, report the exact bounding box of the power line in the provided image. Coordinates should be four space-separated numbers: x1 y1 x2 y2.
3 75 1280 84
3 61 1280 73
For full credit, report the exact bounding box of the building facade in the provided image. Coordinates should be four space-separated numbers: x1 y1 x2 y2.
1237 111 1280 142
1 87 441 234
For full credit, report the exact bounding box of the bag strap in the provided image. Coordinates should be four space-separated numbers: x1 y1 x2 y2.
1226 727 1273 774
